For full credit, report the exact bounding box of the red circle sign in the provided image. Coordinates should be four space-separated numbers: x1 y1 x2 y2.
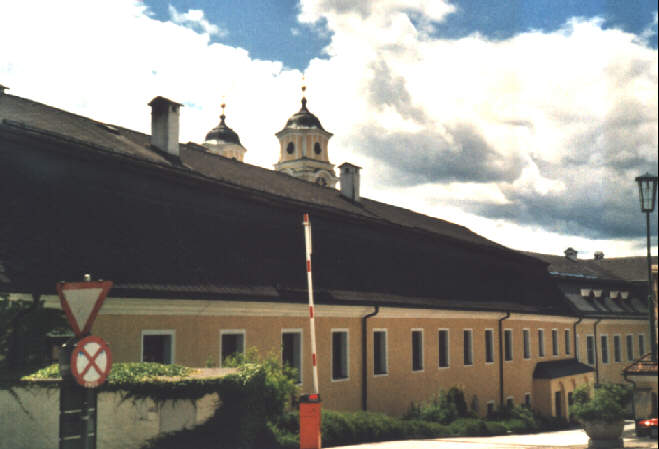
71 336 112 388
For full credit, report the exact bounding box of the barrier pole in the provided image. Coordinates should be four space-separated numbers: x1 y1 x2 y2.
303 213 319 394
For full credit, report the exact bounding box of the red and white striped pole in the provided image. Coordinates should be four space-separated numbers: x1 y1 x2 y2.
303 213 319 395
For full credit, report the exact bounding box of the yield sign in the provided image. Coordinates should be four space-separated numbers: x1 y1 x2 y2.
57 280 113 337
71 335 112 388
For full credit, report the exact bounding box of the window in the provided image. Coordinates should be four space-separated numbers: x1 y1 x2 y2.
412 329 423 371
506 397 514 409
524 393 531 408
220 330 245 367
586 335 595 365
332 330 349 380
626 334 634 361
373 330 388 375
600 335 609 364
538 329 545 357
552 329 558 356
613 335 621 363
484 329 494 363
638 334 645 356
575 334 580 361
282 330 302 384
463 330 473 366
565 329 571 355
141 330 174 364
286 142 294 154
523 329 531 359
438 329 449 368
313 142 321 155
504 329 513 361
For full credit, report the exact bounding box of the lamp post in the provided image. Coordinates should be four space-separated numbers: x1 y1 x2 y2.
635 172 658 362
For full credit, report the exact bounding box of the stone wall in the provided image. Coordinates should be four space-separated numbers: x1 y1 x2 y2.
0 385 218 449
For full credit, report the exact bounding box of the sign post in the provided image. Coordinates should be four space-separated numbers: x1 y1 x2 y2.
300 214 322 449
56 275 112 449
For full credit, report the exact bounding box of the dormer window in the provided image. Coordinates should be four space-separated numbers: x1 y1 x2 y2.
286 142 295 154
580 288 592 298
610 291 619 299
620 291 629 299
593 289 602 298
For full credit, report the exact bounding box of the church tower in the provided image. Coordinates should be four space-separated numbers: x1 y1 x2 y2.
203 102 247 161
274 85 337 187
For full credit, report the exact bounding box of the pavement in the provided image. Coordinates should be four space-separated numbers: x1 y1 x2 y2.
332 421 658 449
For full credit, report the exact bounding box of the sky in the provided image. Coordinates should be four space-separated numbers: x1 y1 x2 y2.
0 0 657 258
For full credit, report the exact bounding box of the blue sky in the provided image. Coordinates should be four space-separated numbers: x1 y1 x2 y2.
1 0 657 256
144 0 658 70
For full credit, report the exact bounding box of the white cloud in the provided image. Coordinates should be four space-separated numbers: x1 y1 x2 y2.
0 0 656 256
168 5 227 37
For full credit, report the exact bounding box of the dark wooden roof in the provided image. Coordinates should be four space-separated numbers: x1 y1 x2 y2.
533 358 594 379
0 93 571 314
623 353 658 376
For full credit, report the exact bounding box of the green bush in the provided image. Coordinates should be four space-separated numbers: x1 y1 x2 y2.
569 383 632 423
485 421 508 435
448 418 488 436
404 386 472 424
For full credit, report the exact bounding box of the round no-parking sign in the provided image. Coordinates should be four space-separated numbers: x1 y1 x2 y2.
71 335 112 388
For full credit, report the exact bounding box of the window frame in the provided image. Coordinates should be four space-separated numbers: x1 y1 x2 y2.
613 334 622 363
438 328 450 369
586 334 595 365
524 392 532 408
141 329 175 364
638 334 646 356
504 328 513 362
564 329 571 355
538 329 545 358
551 328 559 357
220 329 246 368
626 334 634 361
281 328 303 385
373 329 388 376
484 328 495 364
411 328 424 372
600 334 609 364
522 328 531 360
463 329 473 366
331 329 350 382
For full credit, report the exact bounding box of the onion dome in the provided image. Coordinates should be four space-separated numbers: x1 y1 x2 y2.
279 85 326 131
205 103 241 144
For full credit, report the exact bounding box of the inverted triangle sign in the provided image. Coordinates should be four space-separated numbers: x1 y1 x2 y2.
57 281 113 337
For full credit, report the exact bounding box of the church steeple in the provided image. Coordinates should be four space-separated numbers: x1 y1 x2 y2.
274 81 337 187
203 101 247 161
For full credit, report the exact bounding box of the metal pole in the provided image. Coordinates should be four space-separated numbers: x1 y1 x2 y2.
646 212 657 362
303 213 319 394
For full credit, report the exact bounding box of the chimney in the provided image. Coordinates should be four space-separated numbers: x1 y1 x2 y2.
594 251 604 260
0 84 8 95
564 247 578 262
339 163 361 202
148 96 182 157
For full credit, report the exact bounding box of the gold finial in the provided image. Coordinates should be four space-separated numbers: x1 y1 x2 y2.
301 75 308 111
220 97 226 123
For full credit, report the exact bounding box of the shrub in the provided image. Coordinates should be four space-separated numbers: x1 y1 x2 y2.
404 386 472 424
448 418 488 436
569 383 632 423
485 421 508 435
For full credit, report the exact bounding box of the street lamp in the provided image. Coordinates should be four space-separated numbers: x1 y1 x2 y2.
635 172 658 362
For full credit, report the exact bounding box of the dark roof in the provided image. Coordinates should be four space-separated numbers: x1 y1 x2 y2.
593 257 657 283
205 114 242 145
526 252 657 282
0 93 510 253
278 97 326 132
623 353 658 376
533 358 594 379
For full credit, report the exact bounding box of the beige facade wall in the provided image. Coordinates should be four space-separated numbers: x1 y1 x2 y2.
575 319 648 384
78 297 629 418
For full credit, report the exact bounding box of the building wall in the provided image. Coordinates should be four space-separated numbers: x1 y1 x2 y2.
575 319 649 384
